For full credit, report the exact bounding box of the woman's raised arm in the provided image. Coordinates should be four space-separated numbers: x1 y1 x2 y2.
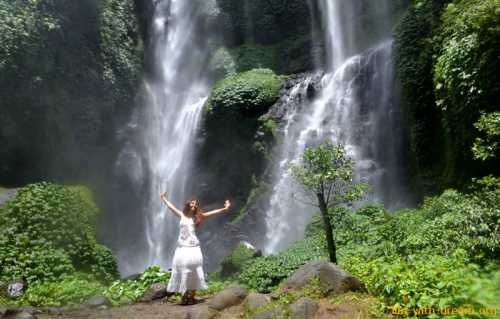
160 192 182 218
202 200 231 218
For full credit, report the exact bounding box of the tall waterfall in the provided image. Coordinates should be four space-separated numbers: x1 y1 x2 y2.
264 0 408 253
116 0 211 273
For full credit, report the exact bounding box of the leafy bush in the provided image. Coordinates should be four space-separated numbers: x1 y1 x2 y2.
104 265 170 305
17 273 106 307
0 182 119 284
472 112 500 161
216 244 258 280
394 0 500 190
238 234 327 292
205 68 281 119
342 252 499 317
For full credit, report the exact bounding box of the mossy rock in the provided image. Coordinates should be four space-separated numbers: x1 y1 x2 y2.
205 68 282 119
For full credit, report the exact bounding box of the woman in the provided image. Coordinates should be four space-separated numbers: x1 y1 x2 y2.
159 191 230 305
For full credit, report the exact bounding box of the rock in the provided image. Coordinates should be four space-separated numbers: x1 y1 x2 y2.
10 311 35 319
139 283 168 302
0 188 17 208
207 284 248 311
289 297 319 319
85 294 112 308
282 260 365 296
245 293 270 312
187 305 216 319
240 241 262 257
6 280 27 299
252 308 285 319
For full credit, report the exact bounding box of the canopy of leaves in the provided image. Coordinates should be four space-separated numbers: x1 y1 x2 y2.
472 112 500 161
289 142 368 207
0 182 119 284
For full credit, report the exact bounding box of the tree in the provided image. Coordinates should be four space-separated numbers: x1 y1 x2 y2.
288 141 368 263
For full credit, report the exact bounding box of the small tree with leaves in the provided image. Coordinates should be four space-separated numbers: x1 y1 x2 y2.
288 141 368 263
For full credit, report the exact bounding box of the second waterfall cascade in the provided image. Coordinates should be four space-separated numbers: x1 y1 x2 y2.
263 0 409 253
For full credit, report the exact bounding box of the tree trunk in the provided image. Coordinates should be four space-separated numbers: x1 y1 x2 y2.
317 193 337 264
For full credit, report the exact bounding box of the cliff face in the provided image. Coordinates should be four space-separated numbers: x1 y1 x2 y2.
0 0 144 186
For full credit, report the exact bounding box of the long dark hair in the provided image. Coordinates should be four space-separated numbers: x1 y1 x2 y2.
183 199 204 225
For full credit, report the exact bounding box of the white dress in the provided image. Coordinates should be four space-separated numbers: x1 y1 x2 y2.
167 214 208 292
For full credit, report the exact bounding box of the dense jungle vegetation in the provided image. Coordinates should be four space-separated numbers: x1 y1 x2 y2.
0 0 498 318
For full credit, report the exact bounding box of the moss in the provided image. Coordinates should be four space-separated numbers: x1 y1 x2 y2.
205 68 281 119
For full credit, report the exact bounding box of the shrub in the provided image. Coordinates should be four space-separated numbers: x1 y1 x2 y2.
238 234 327 292
205 68 281 119
0 182 119 284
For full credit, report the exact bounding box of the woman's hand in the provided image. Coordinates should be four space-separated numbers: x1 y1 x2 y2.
160 191 166 198
224 200 231 210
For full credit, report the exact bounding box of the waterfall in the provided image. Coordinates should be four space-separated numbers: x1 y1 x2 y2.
115 0 211 273
263 0 409 253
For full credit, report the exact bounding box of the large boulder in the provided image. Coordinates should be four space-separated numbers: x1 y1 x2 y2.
252 308 285 319
245 292 270 312
282 260 365 295
139 283 168 302
84 294 112 308
207 284 248 311
289 297 319 319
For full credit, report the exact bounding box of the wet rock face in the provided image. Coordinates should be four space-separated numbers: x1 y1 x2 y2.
282 260 365 295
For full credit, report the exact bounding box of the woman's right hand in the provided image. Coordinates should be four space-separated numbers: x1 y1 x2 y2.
160 191 166 198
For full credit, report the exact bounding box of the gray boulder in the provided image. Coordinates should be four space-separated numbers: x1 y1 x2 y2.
85 294 111 308
10 311 35 319
282 260 365 295
245 293 270 312
252 308 285 319
0 188 17 208
139 283 168 302
6 280 27 299
207 284 248 311
289 297 319 319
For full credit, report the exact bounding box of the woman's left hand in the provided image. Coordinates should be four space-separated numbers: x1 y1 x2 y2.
224 200 231 210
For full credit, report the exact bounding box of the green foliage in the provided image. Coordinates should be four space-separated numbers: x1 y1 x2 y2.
104 265 170 305
472 112 500 161
342 253 499 317
16 273 106 307
0 182 119 284
205 68 281 118
289 142 368 206
246 277 324 318
215 244 257 280
0 0 58 70
238 234 327 293
0 0 142 185
394 0 500 190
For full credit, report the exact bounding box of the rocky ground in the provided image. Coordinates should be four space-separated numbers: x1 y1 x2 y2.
1 261 391 319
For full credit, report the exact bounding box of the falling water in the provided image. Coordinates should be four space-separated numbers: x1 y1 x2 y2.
264 0 408 253
115 0 211 272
